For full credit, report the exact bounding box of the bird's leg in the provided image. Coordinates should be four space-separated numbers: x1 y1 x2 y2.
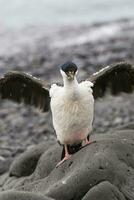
56 144 71 167
82 136 93 146
85 137 92 145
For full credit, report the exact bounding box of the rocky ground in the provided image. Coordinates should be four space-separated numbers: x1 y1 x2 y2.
1 129 134 200
0 18 134 198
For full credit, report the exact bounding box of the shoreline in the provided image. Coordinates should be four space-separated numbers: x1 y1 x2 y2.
0 18 134 175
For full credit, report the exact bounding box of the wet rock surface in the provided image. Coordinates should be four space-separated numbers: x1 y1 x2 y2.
0 18 134 199
0 130 134 200
0 191 54 200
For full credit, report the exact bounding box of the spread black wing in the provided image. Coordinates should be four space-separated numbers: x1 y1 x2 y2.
0 71 50 112
89 62 134 99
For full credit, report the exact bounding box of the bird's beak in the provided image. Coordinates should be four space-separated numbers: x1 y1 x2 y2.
66 71 75 80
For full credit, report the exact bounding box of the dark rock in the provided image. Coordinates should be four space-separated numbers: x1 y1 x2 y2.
0 174 9 189
9 141 55 177
1 130 134 200
82 181 126 200
115 122 134 130
0 191 54 200
0 158 13 175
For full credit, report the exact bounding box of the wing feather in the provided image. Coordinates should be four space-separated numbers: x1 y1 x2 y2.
0 71 50 112
89 62 134 99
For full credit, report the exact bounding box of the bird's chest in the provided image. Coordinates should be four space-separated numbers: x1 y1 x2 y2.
51 91 84 117
50 89 94 144
51 90 93 127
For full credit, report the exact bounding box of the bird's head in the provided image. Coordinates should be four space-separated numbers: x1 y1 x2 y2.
60 62 78 80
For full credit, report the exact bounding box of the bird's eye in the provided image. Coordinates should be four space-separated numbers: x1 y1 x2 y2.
65 67 77 73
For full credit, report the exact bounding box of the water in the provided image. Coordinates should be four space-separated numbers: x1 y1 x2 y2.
0 0 134 29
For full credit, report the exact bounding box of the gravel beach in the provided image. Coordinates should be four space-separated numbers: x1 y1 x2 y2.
0 18 134 176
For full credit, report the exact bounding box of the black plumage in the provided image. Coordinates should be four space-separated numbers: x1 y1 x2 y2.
0 62 133 114
60 61 78 73
0 71 50 112
89 62 134 99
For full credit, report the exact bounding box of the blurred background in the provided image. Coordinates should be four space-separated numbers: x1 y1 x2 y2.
0 0 134 29
0 0 134 174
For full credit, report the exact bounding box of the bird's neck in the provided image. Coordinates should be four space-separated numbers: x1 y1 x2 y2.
63 77 79 91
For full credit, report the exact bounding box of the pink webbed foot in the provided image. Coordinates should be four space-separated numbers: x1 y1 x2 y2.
56 154 71 167
83 137 95 147
56 144 72 167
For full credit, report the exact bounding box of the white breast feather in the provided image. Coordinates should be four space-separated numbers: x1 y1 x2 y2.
49 83 62 98
79 80 94 93
50 81 94 145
